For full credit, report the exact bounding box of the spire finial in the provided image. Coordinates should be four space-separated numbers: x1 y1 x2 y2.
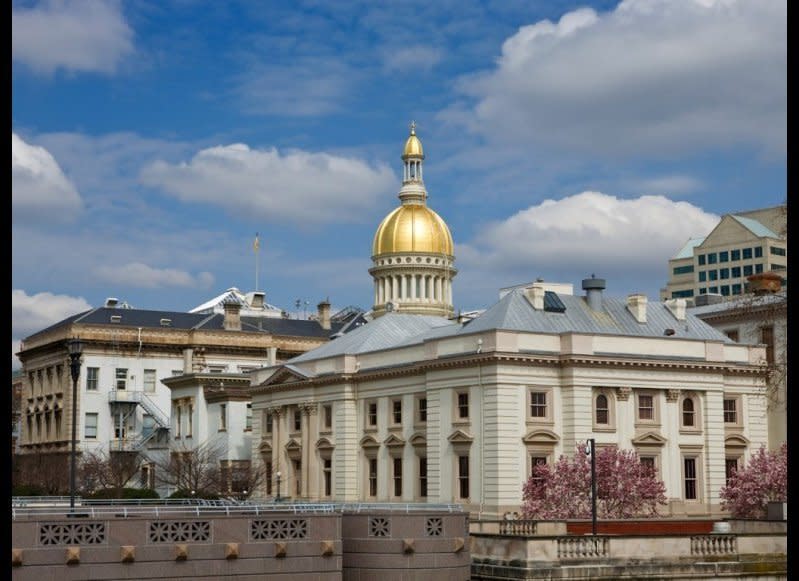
410 120 416 135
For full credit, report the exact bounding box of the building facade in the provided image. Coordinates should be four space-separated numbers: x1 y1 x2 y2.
246 127 769 517
660 205 787 301
15 289 347 495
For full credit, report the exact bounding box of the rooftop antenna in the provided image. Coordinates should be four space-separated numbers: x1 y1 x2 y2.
253 232 261 292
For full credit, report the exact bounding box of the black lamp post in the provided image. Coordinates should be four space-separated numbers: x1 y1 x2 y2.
586 438 597 537
275 471 282 502
67 337 83 512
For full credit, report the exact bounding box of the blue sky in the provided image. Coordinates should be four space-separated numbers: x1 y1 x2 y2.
12 0 786 368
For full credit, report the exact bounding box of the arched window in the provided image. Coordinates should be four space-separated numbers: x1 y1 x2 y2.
682 398 695 427
596 394 609 425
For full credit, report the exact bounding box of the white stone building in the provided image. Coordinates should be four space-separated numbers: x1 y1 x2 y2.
247 125 769 517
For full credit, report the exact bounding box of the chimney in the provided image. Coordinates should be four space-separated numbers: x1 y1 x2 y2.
582 275 606 311
665 298 687 321
524 285 545 310
626 293 647 323
250 291 265 309
223 299 242 331
317 298 331 330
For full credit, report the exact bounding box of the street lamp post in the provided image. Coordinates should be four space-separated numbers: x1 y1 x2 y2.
587 438 597 537
275 471 282 502
67 337 83 513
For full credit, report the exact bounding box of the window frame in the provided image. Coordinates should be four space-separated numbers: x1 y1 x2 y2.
86 367 99 391
415 395 427 425
679 392 702 434
723 396 742 428
392 457 403 498
143 369 157 393
457 454 470 500
635 390 660 427
526 387 554 425
391 398 403 426
592 389 616 432
84 412 98 439
365 400 378 430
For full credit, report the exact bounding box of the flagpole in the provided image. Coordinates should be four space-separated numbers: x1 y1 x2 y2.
254 233 260 292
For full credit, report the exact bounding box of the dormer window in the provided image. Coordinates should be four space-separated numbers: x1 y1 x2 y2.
160 318 172 327
110 315 122 323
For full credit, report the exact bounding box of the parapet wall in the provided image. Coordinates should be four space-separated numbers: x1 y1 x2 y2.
11 507 471 581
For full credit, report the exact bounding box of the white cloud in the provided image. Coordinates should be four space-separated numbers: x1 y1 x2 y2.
12 0 134 75
93 263 215 289
140 143 396 224
625 174 704 197
12 288 93 345
456 191 719 299
12 132 83 222
383 45 443 73
456 0 786 157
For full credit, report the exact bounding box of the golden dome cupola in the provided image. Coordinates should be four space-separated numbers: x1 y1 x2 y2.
369 123 457 318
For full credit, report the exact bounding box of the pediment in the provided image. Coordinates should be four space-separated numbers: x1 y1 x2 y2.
409 432 427 448
447 429 474 444
383 433 406 447
284 438 302 452
631 431 668 447
725 434 751 448
359 434 380 449
258 440 272 453
522 429 559 445
316 437 335 450
259 365 312 388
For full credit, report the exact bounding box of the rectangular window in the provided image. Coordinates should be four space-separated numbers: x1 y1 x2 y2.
458 455 470 499
172 369 183 376
770 246 786 256
640 456 656 475
772 263 785 270
638 394 654 420
743 264 753 276
699 288 707 295
84 412 98 439
684 458 697 500
142 414 155 438
707 253 717 264
754 246 763 258
755 263 764 274
115 368 127 390
672 289 694 298
143 369 156 392
720 268 729 279
245 403 252 431
418 398 427 423
369 458 378 497
709 286 718 294
266 461 273 495
721 285 730 296
719 251 729 262
530 391 547 418
265 411 273 434
367 402 377 426
698 254 706 266
323 405 332 429
725 329 739 342
731 249 740 261
457 392 469 419
723 399 737 423
220 404 227 431
323 458 332 496
731 266 741 278
86 367 99 391
708 270 718 281
725 458 738 486
392 399 402 424
673 265 694 275
419 457 428 498
393 457 403 497
742 247 753 260
175 405 182 438
531 456 547 483
187 404 193 436
698 271 707 282
761 326 775 365
293 409 302 431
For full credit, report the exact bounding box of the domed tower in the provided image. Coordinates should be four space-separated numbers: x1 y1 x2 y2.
370 122 457 318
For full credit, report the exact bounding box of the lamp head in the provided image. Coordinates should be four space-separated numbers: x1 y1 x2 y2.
68 337 83 357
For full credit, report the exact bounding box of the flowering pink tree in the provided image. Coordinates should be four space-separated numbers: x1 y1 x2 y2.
521 444 667 519
720 443 787 519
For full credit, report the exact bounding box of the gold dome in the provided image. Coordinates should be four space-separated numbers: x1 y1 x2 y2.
402 123 424 159
373 204 453 256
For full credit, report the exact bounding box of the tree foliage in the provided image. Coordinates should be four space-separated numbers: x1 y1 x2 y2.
521 444 667 519
720 443 787 519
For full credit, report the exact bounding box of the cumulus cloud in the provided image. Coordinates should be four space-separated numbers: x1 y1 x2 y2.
93 263 215 289
456 192 719 299
12 0 134 75
455 0 786 156
12 132 83 222
140 143 396 224
12 288 92 341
